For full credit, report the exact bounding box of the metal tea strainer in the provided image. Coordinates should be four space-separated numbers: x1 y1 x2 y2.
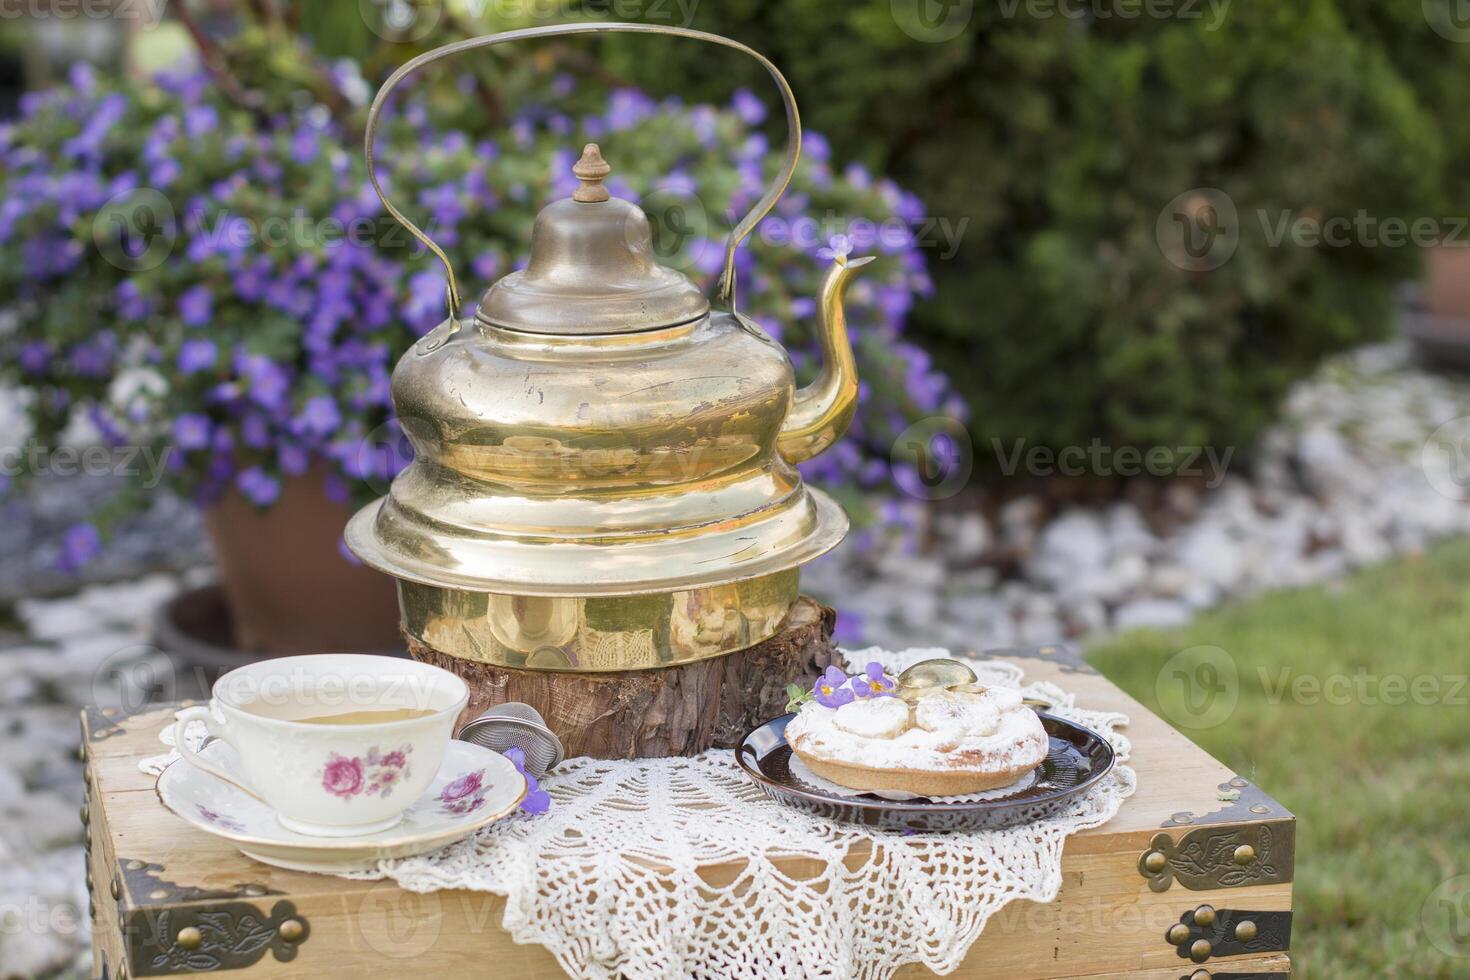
456 703 565 777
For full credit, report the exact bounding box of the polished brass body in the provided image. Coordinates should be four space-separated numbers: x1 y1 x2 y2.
399 570 799 670
346 24 868 671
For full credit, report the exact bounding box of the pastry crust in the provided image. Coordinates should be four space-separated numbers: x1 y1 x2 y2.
795 751 1040 797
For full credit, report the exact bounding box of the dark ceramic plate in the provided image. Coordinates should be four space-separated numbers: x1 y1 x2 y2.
736 712 1115 832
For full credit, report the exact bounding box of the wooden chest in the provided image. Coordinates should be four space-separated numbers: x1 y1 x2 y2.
82 647 1295 979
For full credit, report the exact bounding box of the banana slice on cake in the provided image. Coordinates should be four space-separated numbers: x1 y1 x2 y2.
831 697 910 739
915 693 1001 738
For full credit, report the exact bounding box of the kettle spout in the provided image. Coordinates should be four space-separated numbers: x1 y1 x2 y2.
777 254 875 465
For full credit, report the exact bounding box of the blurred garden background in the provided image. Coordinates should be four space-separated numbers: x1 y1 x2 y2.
3 1 1470 976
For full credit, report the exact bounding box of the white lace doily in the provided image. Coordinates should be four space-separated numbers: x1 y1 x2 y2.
144 648 1135 980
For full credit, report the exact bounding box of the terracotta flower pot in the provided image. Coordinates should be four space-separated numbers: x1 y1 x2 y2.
1423 245 1470 319
203 468 403 654
1404 245 1470 371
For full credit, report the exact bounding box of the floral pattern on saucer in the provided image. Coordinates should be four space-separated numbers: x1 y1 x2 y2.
197 805 245 833
438 769 489 815
320 745 414 800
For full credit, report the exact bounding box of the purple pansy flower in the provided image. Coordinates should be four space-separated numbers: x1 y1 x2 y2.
850 662 896 699
172 413 212 451
503 746 551 815
237 466 280 507
57 523 102 573
178 285 212 326
177 338 217 375
296 395 341 438
184 104 218 138
18 341 50 376
817 234 853 262
731 88 766 126
291 125 319 165
278 443 309 476
812 665 855 709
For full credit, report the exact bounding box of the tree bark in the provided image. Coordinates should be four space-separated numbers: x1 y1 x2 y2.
407 597 839 759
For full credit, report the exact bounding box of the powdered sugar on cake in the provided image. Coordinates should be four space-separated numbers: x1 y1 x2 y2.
787 685 1048 773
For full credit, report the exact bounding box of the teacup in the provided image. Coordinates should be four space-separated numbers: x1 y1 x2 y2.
171 654 468 837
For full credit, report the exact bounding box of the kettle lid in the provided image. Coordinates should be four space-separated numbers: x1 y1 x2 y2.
476 144 710 335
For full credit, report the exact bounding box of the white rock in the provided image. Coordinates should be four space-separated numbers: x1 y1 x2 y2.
875 552 947 591
896 590 942 631
1016 613 1065 646
1088 552 1151 604
1339 514 1391 568
999 495 1045 532
997 495 1046 556
0 768 25 808
936 512 991 562
1061 597 1108 637
1172 522 1245 591
947 567 999 595
0 789 80 856
0 847 90 976
1028 509 1109 585
1202 476 1259 530
1104 502 1158 557
942 594 1007 630
1112 598 1193 631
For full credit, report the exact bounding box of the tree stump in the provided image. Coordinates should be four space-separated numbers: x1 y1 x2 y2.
406 597 839 759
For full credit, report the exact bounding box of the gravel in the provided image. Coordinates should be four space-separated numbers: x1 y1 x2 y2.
806 342 1470 651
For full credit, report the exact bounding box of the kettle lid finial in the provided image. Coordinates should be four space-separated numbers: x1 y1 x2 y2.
476 141 708 334
572 143 611 203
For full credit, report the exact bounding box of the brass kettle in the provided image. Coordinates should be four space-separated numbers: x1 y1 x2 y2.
345 24 869 672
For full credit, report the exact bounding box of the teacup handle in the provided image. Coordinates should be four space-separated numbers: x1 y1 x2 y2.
170 705 265 802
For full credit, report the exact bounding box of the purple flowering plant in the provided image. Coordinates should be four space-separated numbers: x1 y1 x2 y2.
0 25 958 552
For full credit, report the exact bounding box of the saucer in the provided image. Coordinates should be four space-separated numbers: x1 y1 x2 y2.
157 739 527 872
737 712 1115 832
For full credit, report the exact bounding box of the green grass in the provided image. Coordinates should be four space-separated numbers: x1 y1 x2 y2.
1088 540 1470 979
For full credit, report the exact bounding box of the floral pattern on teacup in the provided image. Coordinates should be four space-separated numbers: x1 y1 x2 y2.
438 769 489 815
319 745 413 800
197 805 245 833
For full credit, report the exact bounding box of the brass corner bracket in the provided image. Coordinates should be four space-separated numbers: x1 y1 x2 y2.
112 858 305 976
1139 819 1294 892
1165 905 1292 964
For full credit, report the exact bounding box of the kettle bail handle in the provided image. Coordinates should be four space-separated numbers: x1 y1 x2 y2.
364 22 802 321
